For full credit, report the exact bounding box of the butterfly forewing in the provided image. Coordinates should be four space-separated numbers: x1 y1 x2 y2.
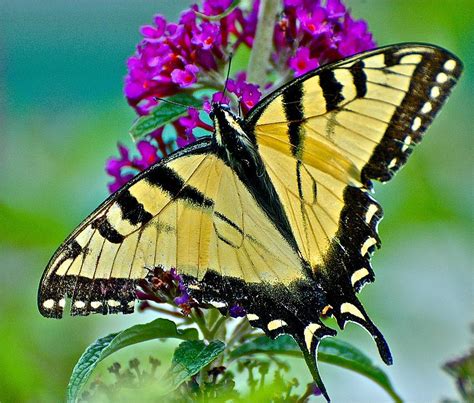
38 141 303 318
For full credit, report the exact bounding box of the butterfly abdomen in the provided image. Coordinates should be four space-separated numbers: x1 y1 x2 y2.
211 104 303 259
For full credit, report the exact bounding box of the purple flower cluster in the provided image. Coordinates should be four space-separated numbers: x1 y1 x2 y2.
106 0 375 192
276 0 375 75
124 1 257 115
106 141 159 192
137 266 246 318
137 266 196 315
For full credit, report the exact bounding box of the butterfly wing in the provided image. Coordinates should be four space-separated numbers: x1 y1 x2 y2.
245 43 462 358
38 139 304 318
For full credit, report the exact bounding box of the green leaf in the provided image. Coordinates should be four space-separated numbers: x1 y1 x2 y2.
129 93 202 140
161 340 225 394
67 319 199 403
229 334 300 359
230 335 402 402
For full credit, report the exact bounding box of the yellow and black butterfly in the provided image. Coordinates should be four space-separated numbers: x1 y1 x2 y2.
38 43 462 399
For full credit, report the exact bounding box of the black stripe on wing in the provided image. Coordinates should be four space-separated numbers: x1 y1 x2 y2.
349 60 367 97
116 190 153 225
319 69 345 111
282 81 305 158
361 46 463 186
146 164 214 208
38 139 214 318
91 215 125 244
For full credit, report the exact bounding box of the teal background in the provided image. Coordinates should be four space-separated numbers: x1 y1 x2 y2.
1 1 472 401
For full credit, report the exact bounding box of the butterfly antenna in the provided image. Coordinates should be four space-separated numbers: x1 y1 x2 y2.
153 96 202 111
220 52 233 105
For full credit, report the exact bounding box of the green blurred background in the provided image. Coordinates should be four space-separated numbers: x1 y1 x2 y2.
1 0 472 401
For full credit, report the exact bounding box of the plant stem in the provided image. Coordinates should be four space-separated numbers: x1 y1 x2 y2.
209 315 228 339
247 0 281 88
191 310 212 340
227 318 253 348
145 305 185 319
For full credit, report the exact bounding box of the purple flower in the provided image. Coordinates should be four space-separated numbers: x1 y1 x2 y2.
203 92 232 112
226 73 262 113
229 305 246 318
170 64 199 87
169 268 192 307
106 143 130 177
289 48 320 76
133 140 159 169
106 144 135 193
174 286 191 306
297 7 329 36
178 108 201 136
203 0 234 16
327 0 346 18
192 22 221 50
311 383 322 396
106 139 162 193
140 15 167 43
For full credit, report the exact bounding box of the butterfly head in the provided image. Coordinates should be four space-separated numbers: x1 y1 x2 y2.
210 103 248 146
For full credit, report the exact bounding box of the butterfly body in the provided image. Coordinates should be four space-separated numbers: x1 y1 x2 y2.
39 43 462 400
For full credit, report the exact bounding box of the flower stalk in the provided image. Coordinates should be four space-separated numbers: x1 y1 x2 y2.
247 0 281 88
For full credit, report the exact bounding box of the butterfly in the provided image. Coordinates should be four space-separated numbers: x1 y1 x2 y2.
38 43 462 399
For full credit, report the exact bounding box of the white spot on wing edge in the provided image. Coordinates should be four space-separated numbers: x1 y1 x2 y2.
388 158 397 169
210 301 226 309
430 86 440 99
267 319 287 331
43 299 55 309
107 299 120 307
444 59 456 71
361 237 377 256
421 102 432 114
91 301 102 309
401 136 412 152
340 302 365 320
411 116 422 131
74 300 86 309
247 313 259 321
365 204 378 224
436 72 448 84
351 268 370 287
304 323 321 351
127 301 135 308
59 298 66 308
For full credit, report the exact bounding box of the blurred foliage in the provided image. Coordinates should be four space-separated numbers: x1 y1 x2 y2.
67 318 199 401
1 0 472 402
442 347 474 402
72 321 400 402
